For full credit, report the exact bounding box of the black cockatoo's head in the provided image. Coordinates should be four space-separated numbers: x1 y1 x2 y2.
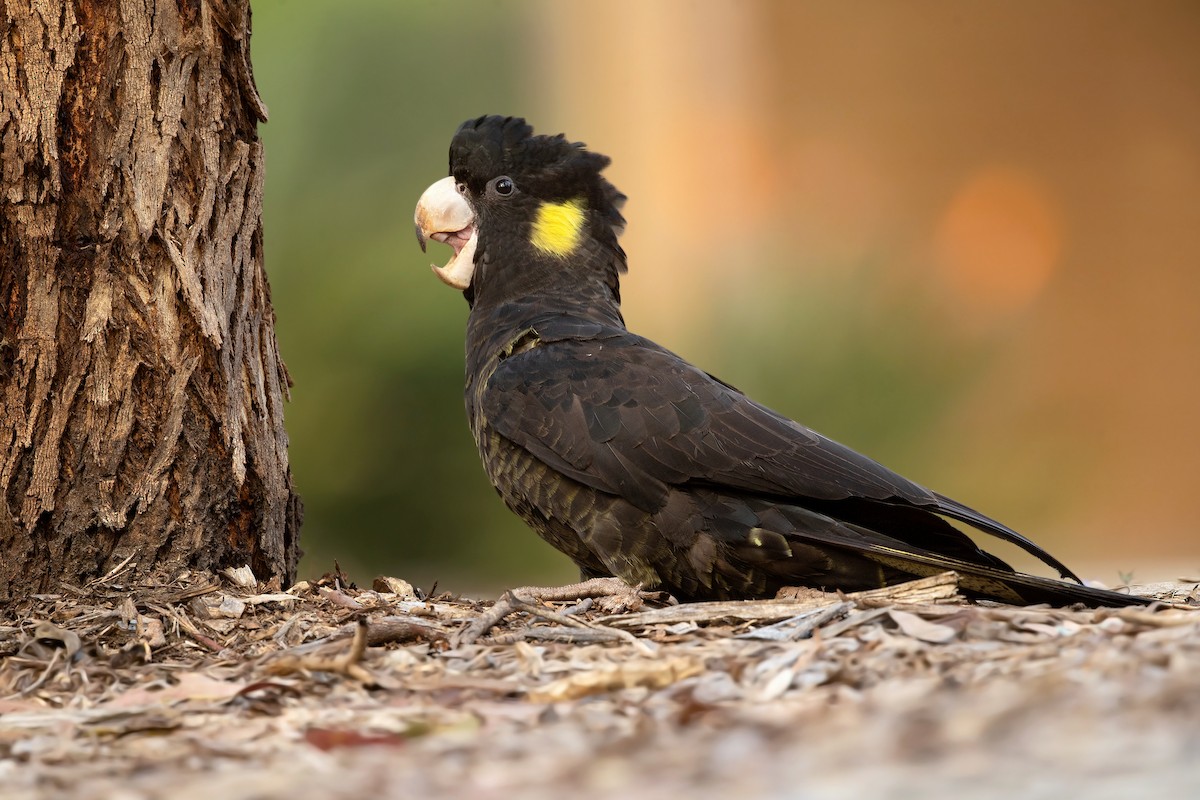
414 116 627 307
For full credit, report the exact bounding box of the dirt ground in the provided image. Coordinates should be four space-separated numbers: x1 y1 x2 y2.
0 565 1197 800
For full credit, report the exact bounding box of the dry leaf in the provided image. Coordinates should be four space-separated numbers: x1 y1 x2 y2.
118 596 138 626
222 565 258 588
888 610 957 644
137 615 167 649
527 658 701 702
25 622 83 660
244 592 301 606
303 727 408 751
372 576 417 600
105 672 248 709
215 596 247 618
317 587 363 610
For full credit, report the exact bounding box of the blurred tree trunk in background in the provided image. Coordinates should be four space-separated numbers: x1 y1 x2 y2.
0 0 301 596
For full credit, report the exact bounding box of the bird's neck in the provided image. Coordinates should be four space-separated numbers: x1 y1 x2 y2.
464 283 625 377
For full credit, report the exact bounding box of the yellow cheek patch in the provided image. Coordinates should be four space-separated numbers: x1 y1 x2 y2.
530 198 586 257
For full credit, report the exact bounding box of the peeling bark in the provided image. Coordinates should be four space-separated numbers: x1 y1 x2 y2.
0 0 301 597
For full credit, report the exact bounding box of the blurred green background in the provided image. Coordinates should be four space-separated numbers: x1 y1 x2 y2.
252 1 1200 594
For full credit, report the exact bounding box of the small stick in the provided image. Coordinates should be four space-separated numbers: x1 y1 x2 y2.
6 650 63 699
267 620 374 683
456 578 658 646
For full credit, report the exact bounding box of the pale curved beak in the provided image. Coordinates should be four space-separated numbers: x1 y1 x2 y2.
414 176 478 290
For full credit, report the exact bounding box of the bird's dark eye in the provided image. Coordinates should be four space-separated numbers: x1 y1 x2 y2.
455 182 467 195
494 177 515 196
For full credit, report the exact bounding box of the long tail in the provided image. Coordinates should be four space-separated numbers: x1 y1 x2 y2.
799 528 1151 607
929 492 1084 584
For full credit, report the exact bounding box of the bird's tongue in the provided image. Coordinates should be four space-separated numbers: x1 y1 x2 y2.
428 224 478 290
432 224 475 257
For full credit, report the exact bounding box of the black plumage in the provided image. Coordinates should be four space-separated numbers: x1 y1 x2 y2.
418 115 1146 608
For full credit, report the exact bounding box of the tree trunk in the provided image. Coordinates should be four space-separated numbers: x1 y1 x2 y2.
0 0 301 597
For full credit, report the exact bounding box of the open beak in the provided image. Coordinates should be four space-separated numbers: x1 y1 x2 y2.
414 176 478 290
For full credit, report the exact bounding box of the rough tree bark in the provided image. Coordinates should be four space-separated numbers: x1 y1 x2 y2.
0 0 301 597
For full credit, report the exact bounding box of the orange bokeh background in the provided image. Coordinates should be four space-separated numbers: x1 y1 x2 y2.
530 1 1200 577
256 0 1199 589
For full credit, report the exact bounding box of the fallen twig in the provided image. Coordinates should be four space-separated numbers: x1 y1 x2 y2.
526 657 701 702
455 578 661 647
267 619 375 683
604 573 963 629
148 603 226 653
495 626 648 646
365 616 449 646
736 602 853 641
817 607 892 638
6 649 63 698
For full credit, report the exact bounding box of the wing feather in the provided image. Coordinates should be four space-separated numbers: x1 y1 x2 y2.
482 323 1079 581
